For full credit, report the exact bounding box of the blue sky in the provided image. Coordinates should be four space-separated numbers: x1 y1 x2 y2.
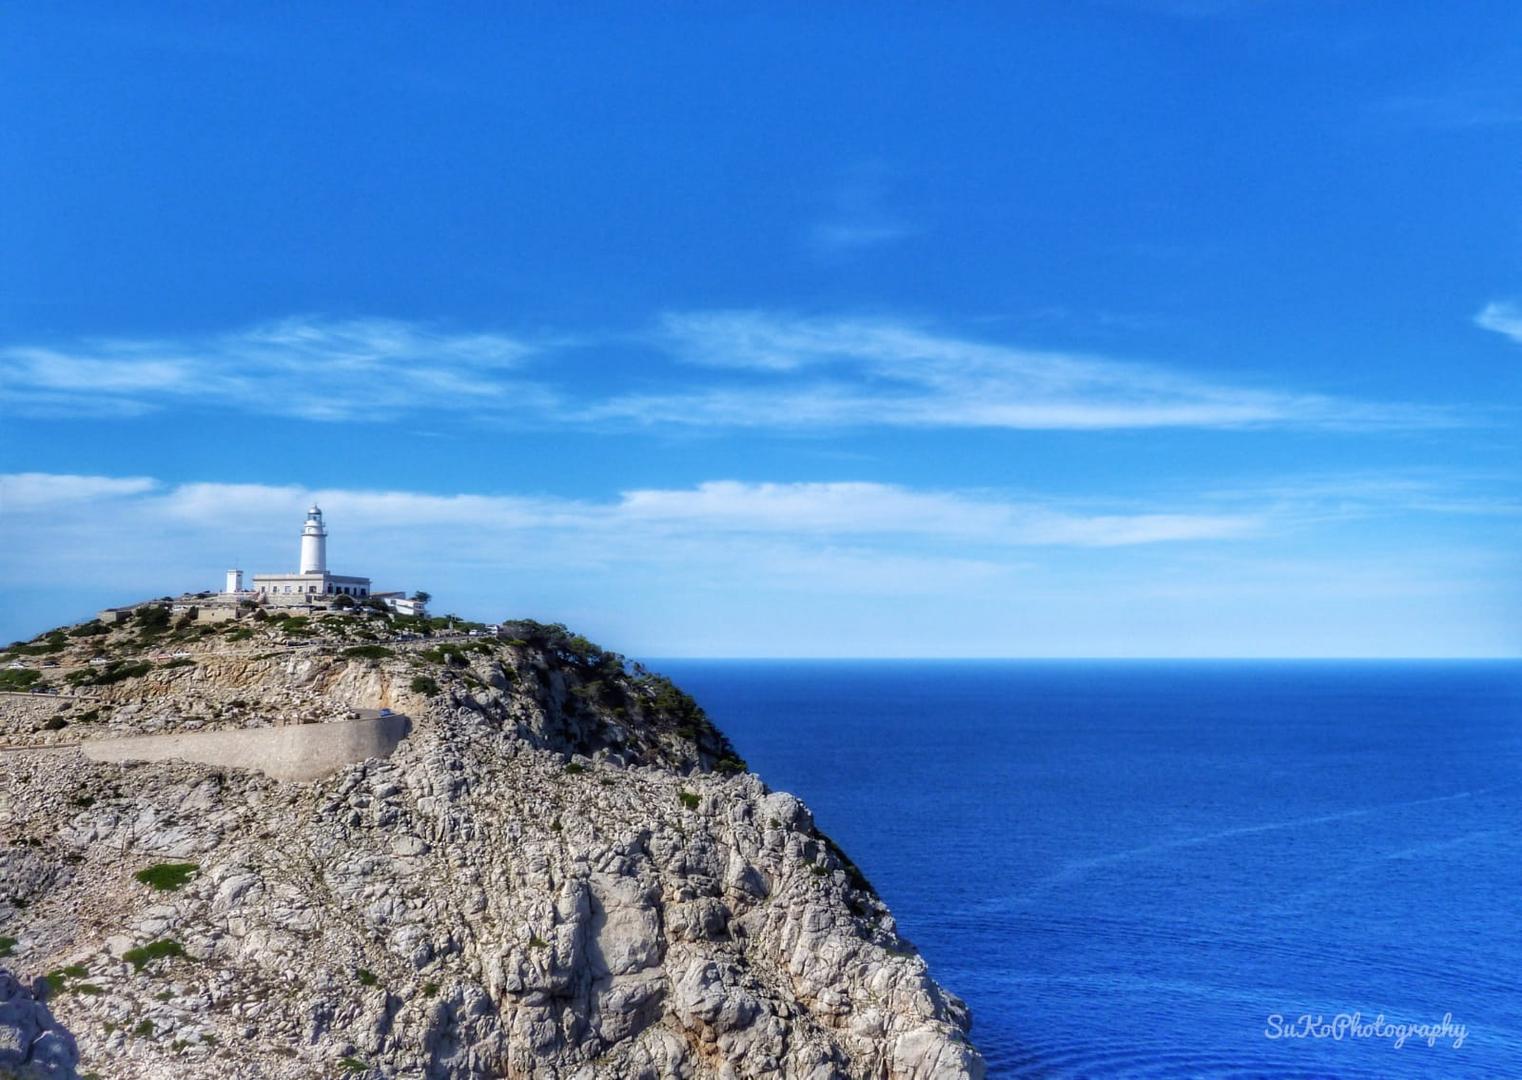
1 1 1519 655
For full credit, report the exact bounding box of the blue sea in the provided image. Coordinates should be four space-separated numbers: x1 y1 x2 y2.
656 661 1522 1079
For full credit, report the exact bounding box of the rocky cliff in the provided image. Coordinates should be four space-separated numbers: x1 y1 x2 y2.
0 608 984 1078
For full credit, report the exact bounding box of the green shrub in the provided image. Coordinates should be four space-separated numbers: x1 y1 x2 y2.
409 675 439 696
338 1059 368 1074
123 938 185 971
91 661 153 686
0 935 15 958
357 968 378 987
563 762 585 775
0 668 42 691
64 669 95 686
134 862 199 891
343 645 394 660
133 1019 155 1037
678 791 700 810
134 606 171 632
421 981 439 997
8 641 65 656
225 628 254 641
69 621 109 637
42 716 68 731
43 964 90 993
527 935 549 949
160 657 195 669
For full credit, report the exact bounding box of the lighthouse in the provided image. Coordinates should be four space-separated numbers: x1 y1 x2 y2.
252 506 371 603
299 505 328 574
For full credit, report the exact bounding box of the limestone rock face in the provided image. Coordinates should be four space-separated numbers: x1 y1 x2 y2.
0 617 984 1078
0 972 77 1077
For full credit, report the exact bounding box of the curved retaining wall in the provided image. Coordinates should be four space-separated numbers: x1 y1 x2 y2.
81 711 410 782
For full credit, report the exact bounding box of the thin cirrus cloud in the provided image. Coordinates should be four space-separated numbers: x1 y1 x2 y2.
588 310 1445 431
0 310 1444 432
1475 300 1522 345
0 316 546 421
0 473 1261 581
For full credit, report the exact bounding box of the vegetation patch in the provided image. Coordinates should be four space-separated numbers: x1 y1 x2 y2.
527 935 549 949
69 621 110 637
0 935 15 958
225 627 254 641
338 1059 368 1074
820 834 877 898
91 661 154 686
43 964 90 994
42 715 68 731
409 675 440 696
7 640 66 656
563 762 585 775
123 938 186 971
678 791 700 810
160 657 196 669
0 668 43 691
421 981 439 997
357 968 379 987
132 1018 155 1038
134 606 171 633
343 645 395 660
135 862 199 891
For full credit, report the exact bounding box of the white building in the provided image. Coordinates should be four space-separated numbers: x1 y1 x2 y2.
372 592 426 617
248 506 373 603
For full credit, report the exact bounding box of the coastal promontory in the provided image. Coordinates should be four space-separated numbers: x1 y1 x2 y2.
0 603 984 1078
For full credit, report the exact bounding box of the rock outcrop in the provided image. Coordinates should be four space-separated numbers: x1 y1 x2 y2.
0 611 984 1078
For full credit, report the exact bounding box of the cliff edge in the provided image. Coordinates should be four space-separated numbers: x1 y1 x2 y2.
0 607 984 1078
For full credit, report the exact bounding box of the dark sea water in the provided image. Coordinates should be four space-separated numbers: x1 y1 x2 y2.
654 660 1522 1079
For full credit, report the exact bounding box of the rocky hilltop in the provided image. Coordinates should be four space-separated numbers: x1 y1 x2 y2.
0 604 984 1078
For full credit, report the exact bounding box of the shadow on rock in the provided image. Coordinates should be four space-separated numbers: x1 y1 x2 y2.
0 970 78 1079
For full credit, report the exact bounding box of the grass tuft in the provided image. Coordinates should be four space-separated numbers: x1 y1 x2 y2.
134 862 199 891
123 938 186 971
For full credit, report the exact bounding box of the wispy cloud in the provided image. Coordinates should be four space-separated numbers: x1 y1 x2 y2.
1476 300 1522 345
0 473 1258 571
0 316 545 421
0 472 159 509
1377 92 1522 131
0 311 1449 432
805 165 920 257
592 310 1446 431
807 221 917 256
2 473 1514 656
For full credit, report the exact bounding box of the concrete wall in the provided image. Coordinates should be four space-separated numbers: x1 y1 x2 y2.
81 711 410 782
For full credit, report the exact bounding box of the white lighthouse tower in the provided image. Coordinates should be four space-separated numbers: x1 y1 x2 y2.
252 506 370 603
299 505 328 575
